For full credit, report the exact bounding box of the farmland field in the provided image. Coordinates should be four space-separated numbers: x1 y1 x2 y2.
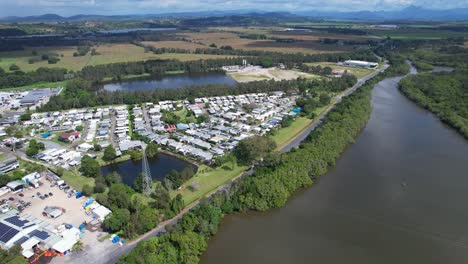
178 31 351 54
0 43 233 72
141 40 209 50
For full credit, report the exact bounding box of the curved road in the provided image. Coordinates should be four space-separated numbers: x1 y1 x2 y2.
50 63 389 264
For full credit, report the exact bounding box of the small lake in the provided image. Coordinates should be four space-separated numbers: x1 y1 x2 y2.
101 152 197 186
101 72 237 92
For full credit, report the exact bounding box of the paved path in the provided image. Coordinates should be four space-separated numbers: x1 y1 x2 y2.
51 64 389 264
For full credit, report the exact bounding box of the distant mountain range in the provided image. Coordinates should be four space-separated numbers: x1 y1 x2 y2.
297 6 468 21
1 6 468 22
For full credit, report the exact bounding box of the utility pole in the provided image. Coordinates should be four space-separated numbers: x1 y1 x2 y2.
141 147 152 195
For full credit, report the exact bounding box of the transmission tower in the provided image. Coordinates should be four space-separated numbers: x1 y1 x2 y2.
141 147 152 195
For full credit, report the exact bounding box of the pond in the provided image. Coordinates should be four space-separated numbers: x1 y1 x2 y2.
101 152 197 187
101 72 237 92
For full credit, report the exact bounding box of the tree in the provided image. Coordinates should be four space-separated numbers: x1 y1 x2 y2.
26 139 45 157
260 57 273 68
103 208 130 232
106 172 122 185
281 115 294 128
94 176 107 193
180 167 194 181
79 155 100 177
93 144 102 151
9 64 20 71
234 136 277 165
129 150 143 161
103 145 117 162
170 231 207 264
82 184 93 196
319 94 331 106
108 183 135 210
133 173 144 193
19 113 31 121
146 142 158 158
170 194 185 214
75 125 84 131
196 114 210 124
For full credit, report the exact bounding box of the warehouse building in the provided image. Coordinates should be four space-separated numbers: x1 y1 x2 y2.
343 60 378 69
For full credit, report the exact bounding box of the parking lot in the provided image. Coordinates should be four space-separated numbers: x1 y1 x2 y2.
2 181 94 228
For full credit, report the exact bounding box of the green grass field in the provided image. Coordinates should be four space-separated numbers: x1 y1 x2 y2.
172 163 247 205
305 62 375 79
0 43 233 72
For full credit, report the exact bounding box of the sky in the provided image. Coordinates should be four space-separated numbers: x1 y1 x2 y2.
0 0 467 17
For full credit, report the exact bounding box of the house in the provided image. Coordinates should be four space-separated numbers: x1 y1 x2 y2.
119 140 143 152
42 206 64 219
58 132 80 142
76 143 93 152
0 159 19 174
6 181 23 192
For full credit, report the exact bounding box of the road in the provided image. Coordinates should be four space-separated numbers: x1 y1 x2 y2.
50 64 388 264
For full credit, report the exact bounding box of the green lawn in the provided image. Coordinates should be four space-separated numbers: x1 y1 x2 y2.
60 169 95 191
174 107 197 124
172 163 247 205
0 153 7 161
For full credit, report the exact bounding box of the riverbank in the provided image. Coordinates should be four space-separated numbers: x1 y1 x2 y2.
399 69 468 139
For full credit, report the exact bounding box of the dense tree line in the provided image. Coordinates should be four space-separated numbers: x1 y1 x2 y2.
400 70 468 139
40 72 358 111
0 67 69 88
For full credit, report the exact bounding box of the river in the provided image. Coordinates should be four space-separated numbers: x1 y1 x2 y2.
100 153 197 186
201 66 468 264
101 72 237 92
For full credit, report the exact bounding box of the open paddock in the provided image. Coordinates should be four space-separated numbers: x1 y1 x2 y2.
141 40 209 51
177 32 350 54
0 43 234 72
305 62 375 79
228 67 320 83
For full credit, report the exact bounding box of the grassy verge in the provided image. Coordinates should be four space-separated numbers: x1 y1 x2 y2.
271 117 313 149
271 103 330 150
172 163 247 205
97 154 131 166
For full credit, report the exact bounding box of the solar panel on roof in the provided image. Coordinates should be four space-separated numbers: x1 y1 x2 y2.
5 216 29 227
15 236 29 245
23 224 35 229
0 223 19 243
28 230 50 240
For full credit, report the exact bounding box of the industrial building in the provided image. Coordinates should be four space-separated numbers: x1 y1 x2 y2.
343 60 378 69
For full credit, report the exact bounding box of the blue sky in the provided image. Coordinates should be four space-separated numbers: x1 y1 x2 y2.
1 0 467 17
